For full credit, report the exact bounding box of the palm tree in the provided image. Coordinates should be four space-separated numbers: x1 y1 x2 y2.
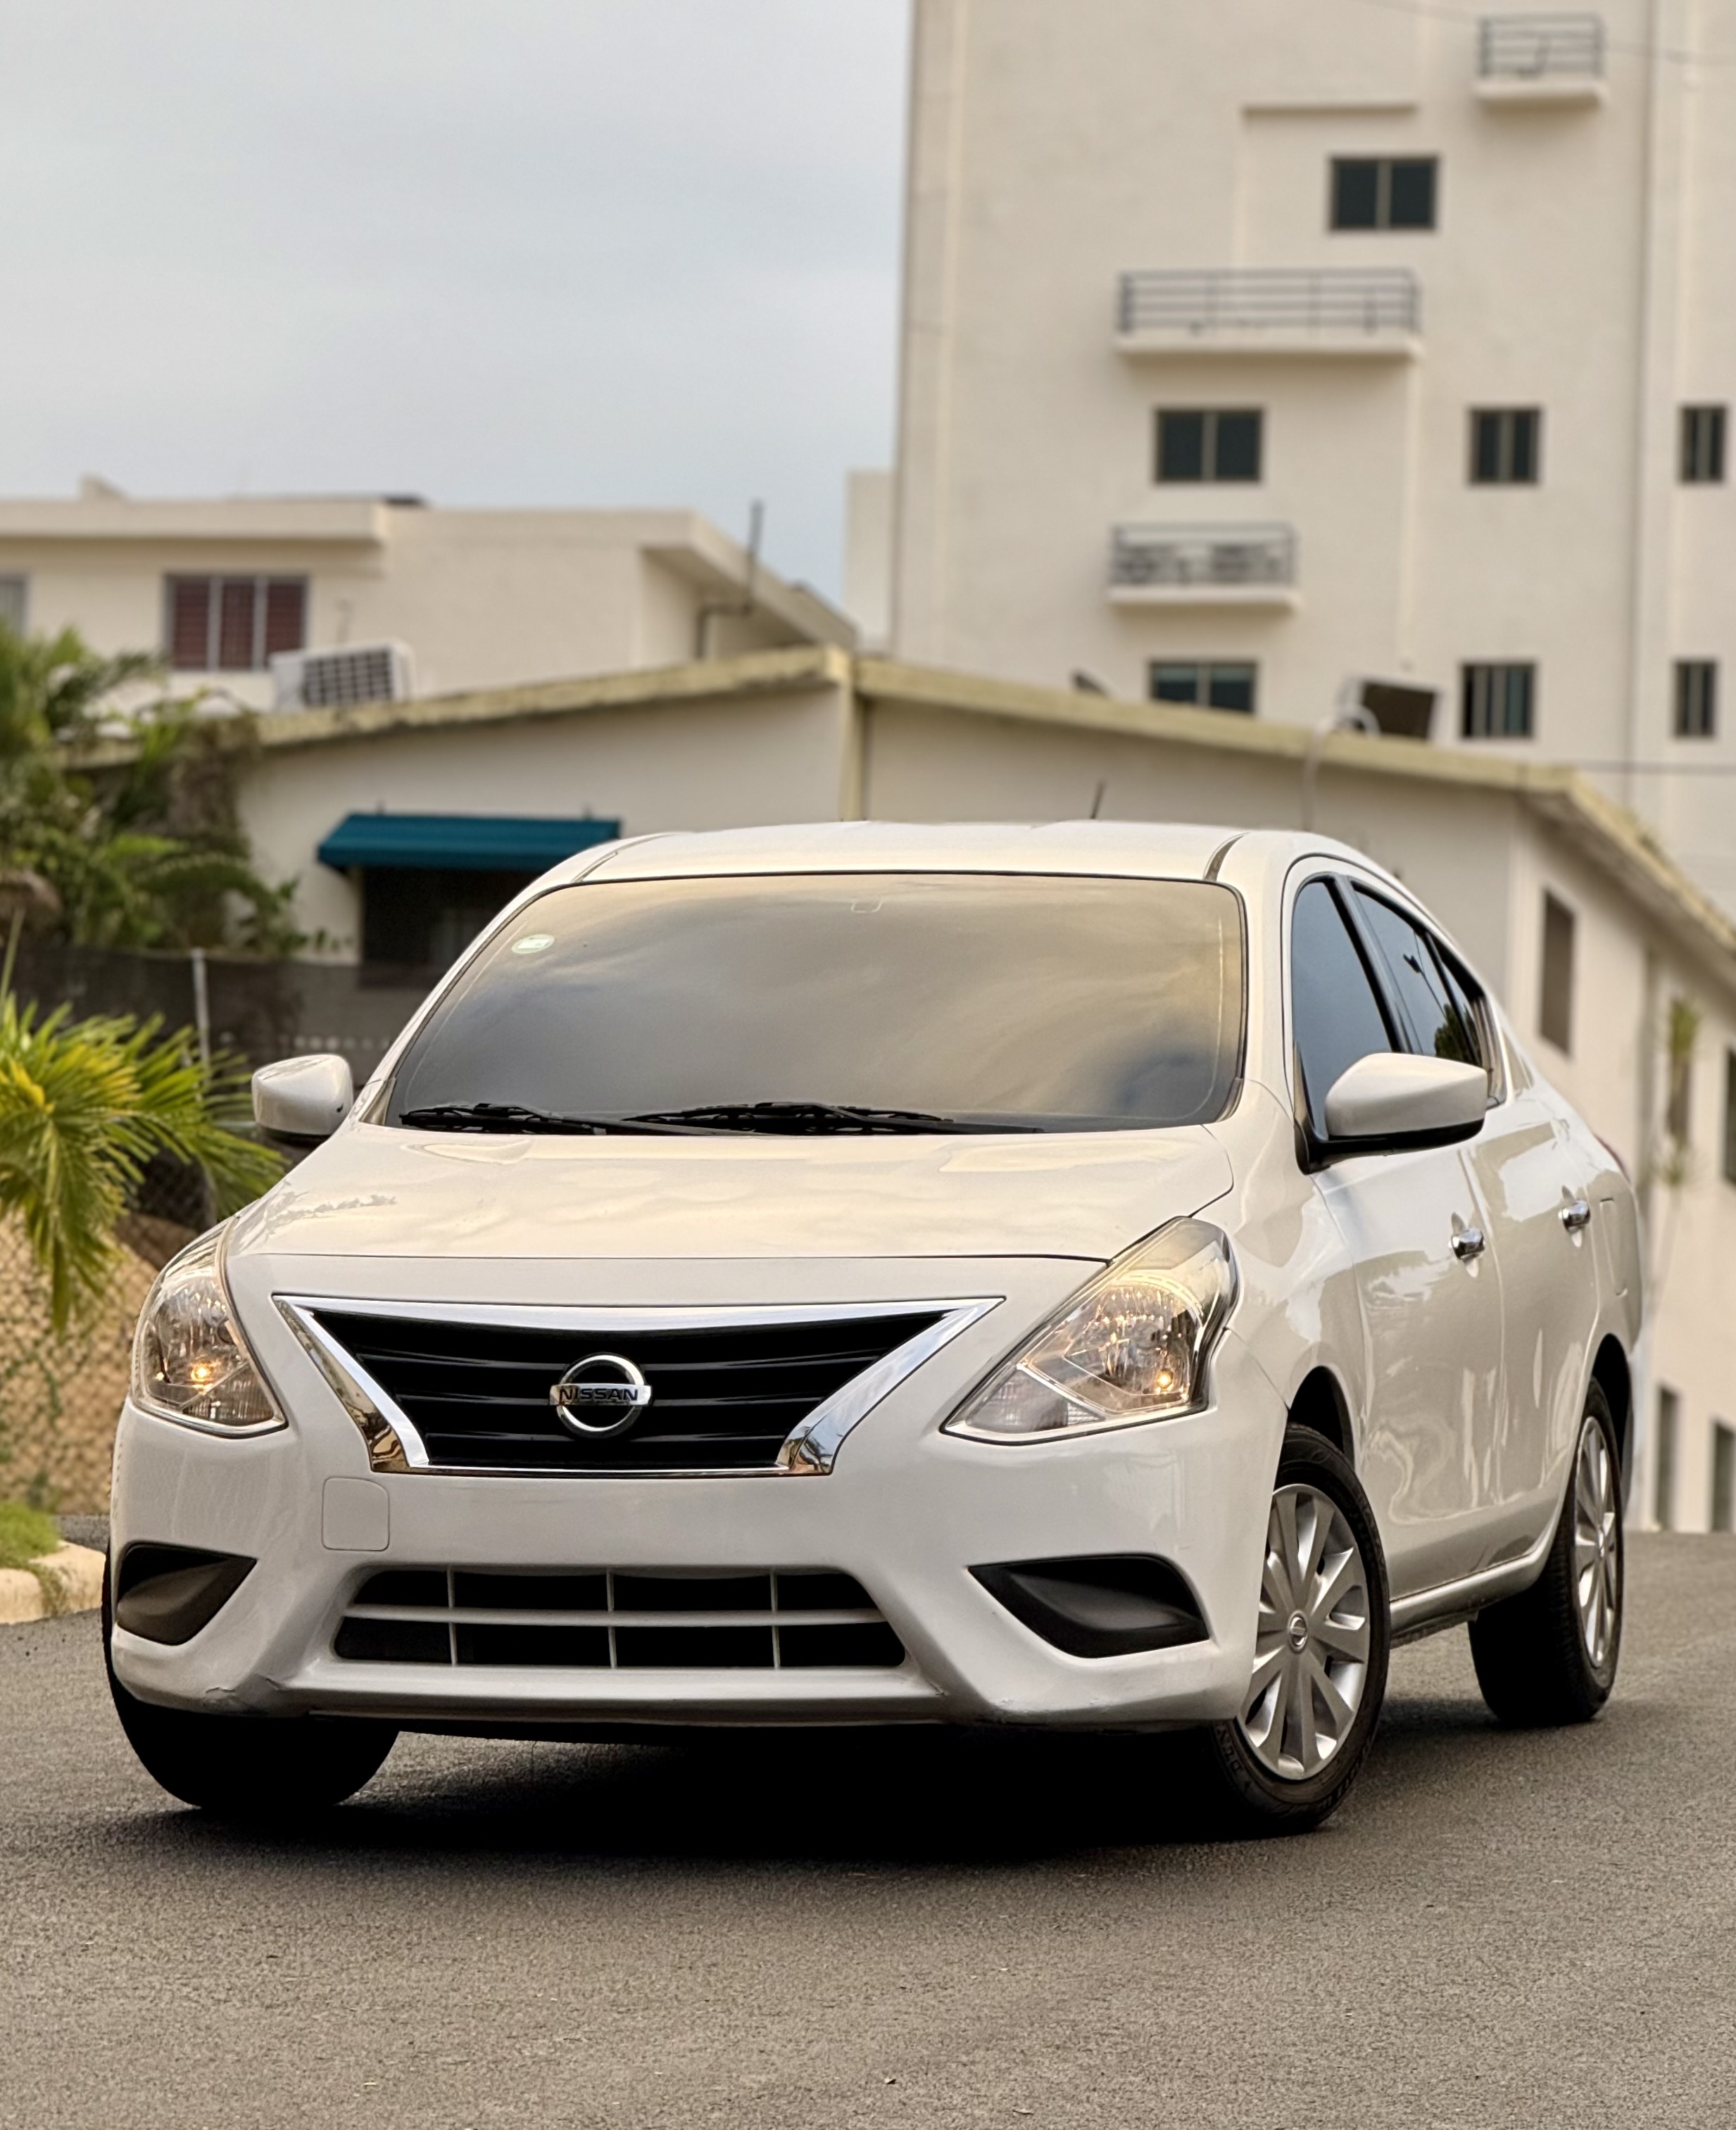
0 618 303 954
0 983 281 1330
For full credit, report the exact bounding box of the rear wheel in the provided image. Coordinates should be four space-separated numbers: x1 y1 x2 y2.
105 1568 396 1818
1468 1382 1623 1726
1193 1428 1390 1834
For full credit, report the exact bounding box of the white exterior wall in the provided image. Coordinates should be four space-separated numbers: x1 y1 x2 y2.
891 0 1736 914
236 678 857 956
0 496 848 707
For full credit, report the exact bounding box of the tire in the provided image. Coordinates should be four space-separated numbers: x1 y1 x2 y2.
104 1565 397 1819
1191 1426 1391 1834
1469 1381 1623 1727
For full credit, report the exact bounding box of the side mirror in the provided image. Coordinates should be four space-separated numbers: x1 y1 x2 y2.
1323 1052 1487 1148
253 1053 354 1144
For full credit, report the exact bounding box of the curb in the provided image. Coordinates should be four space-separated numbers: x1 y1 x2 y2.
0 1544 106 1625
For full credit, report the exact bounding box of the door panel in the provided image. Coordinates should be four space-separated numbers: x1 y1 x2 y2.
1470 1083 1602 1543
1287 875 1504 1599
1315 1144 1505 1599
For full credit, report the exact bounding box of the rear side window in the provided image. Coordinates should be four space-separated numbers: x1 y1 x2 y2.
1290 879 1397 1137
1352 892 1480 1067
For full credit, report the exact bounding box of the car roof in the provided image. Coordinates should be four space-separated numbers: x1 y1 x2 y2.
558 820 1407 896
565 820 1291 884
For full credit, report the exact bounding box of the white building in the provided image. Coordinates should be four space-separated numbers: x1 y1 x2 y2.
75 647 1736 1529
882 0 1736 913
0 479 850 709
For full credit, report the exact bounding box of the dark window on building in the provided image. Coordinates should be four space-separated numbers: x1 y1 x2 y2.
0 575 25 634
1331 156 1438 231
1723 1050 1736 1185
1462 662 1535 738
1469 408 1542 484
361 868 537 981
1681 405 1727 484
1675 660 1718 738
1539 890 1575 1054
1713 1423 1736 1534
1352 892 1483 1069
166 575 307 672
1290 878 1398 1138
1150 662 1257 714
1654 1386 1678 1530
1155 409 1264 483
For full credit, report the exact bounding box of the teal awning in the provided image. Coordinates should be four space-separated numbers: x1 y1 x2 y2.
317 813 621 874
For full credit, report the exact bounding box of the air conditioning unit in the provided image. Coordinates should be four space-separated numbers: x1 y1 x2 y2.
270 641 414 712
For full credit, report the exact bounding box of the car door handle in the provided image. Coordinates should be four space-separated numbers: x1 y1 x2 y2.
1451 1223 1486 1261
1560 1198 1592 1233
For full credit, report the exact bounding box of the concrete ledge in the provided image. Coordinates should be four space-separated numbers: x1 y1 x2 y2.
0 1544 106 1625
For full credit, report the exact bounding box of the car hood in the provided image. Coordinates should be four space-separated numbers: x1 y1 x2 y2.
227 1122 1235 1266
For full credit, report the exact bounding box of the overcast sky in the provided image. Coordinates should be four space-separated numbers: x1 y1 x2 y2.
0 0 910 598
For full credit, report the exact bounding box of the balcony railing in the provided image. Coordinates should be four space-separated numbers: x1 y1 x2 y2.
1478 13 1605 80
1110 524 1297 596
1117 268 1421 344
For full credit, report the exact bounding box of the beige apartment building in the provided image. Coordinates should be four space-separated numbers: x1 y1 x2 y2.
881 0 1736 914
0 480 850 709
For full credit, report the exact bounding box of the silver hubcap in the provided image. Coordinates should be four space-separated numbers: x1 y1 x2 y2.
1573 1418 1621 1671
1238 1484 1371 1782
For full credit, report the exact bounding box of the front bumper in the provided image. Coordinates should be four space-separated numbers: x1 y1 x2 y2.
110 1254 1286 1732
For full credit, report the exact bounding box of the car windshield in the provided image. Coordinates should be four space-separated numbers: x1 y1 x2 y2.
383 871 1246 1134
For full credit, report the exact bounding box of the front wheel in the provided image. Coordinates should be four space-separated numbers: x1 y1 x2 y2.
105 1570 396 1819
1468 1382 1623 1727
1191 1427 1391 1834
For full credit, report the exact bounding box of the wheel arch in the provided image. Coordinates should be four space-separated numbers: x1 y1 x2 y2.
1590 1336 1633 1493
1286 1366 1355 1466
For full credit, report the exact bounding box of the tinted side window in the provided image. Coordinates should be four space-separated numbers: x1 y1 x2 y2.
1352 892 1481 1068
1290 880 1397 1137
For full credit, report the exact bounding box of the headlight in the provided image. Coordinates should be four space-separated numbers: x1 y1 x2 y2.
131 1228 282 1433
943 1219 1237 1441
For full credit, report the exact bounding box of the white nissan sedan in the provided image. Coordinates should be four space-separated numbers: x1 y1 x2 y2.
106 824 1642 1832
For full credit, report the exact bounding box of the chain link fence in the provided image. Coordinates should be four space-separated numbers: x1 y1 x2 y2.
1 943 427 1510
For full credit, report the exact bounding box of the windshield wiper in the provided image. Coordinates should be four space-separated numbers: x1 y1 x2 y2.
397 1103 715 1137
623 1100 1040 1136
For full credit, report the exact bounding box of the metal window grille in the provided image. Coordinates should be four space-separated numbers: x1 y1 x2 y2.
1117 268 1421 339
1478 13 1606 80
1680 405 1728 484
1112 524 1295 589
1675 660 1718 739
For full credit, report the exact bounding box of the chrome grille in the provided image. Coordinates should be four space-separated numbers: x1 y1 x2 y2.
306 1306 947 1474
334 1568 906 1670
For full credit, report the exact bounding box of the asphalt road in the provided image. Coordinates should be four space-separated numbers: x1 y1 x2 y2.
4 1535 1735 2130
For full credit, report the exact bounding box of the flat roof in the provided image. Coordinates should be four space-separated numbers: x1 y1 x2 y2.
75 645 1736 987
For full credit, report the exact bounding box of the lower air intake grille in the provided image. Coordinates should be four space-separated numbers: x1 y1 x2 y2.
310 1309 943 1473
334 1568 906 1670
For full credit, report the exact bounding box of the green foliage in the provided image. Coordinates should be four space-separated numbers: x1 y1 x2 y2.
0 1499 59 1573
0 618 306 953
0 992 282 1331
